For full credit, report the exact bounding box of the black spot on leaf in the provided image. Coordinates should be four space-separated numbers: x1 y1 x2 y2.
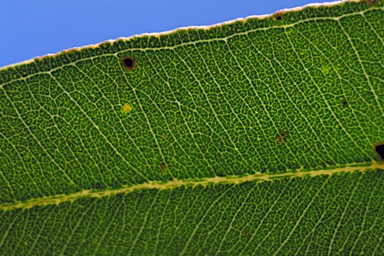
343 100 348 107
374 144 384 160
273 11 283 21
122 57 135 70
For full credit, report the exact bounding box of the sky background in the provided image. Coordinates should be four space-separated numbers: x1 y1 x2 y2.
0 0 327 68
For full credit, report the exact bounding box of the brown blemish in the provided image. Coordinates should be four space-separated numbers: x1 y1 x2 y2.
366 0 377 4
343 100 348 107
276 131 289 144
160 162 168 173
121 57 135 70
242 228 250 238
374 143 384 160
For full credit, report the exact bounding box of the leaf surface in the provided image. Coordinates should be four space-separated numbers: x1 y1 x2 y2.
1 0 384 254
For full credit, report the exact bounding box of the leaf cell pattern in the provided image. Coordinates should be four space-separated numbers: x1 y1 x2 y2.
0 0 384 255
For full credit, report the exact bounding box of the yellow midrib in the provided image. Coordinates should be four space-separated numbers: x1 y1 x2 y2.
1 162 383 211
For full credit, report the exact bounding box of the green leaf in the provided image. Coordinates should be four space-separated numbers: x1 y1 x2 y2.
1 0 384 254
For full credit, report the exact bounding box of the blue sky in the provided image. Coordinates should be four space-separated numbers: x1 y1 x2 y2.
0 0 323 68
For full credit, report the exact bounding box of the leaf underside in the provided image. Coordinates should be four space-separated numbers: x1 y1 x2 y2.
1 0 384 255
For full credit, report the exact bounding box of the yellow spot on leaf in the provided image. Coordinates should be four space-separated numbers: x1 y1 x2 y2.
122 103 132 114
321 65 332 75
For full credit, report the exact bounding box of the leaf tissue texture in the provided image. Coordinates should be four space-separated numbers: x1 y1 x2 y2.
0 0 383 255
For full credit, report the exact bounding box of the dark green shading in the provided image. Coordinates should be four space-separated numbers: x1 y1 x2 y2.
1 170 383 255
0 1 383 205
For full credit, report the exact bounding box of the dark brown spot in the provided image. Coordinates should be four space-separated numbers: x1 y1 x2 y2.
276 16 282 21
366 0 377 4
374 143 384 160
122 57 135 70
160 162 168 172
343 100 348 107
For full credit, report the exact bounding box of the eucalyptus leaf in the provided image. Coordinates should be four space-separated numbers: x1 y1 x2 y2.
1 0 384 255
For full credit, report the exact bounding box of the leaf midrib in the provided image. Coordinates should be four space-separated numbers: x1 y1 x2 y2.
1 162 382 212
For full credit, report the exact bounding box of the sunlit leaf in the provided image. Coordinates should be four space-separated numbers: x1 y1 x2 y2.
1 0 383 254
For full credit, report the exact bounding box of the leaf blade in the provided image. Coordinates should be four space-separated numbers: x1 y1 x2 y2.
1 0 384 254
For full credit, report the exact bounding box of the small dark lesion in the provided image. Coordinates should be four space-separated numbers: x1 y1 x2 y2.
121 57 135 70
366 0 377 4
160 162 168 173
242 228 250 238
276 131 289 144
374 143 384 160
273 11 284 21
343 100 348 107
94 182 104 190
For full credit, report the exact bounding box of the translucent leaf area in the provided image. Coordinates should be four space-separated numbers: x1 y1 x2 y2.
0 0 383 254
